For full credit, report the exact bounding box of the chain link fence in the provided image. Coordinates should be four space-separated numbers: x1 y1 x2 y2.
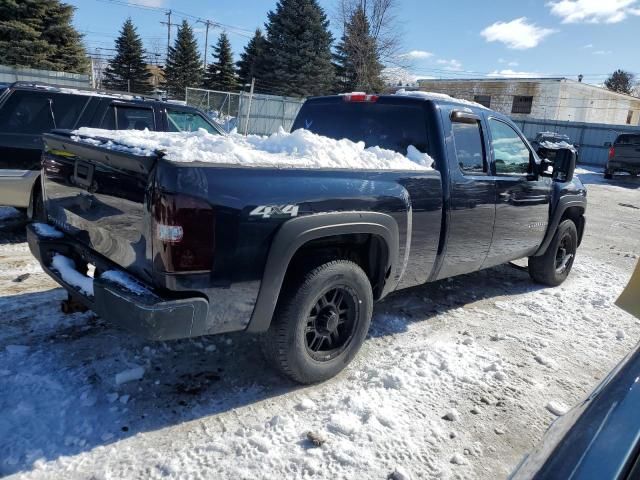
185 87 305 136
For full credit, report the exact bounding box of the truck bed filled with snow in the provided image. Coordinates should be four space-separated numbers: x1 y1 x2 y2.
71 127 435 171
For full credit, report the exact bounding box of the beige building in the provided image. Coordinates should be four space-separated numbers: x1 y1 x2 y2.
416 77 640 126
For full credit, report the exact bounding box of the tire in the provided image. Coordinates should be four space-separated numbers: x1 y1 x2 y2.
31 187 46 222
604 168 613 179
262 260 373 384
529 219 578 286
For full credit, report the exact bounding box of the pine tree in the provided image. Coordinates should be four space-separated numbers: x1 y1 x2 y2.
334 6 384 93
102 18 153 94
164 20 203 100
604 69 636 95
204 32 239 91
0 0 88 73
236 29 268 88
262 0 335 97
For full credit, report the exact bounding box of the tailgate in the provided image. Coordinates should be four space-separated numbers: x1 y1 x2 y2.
614 144 640 164
41 132 159 282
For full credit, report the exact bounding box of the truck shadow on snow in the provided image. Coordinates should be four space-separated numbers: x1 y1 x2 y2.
0 261 541 476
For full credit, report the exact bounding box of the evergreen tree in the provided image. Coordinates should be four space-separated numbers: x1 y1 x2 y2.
334 6 384 93
0 0 88 73
262 0 335 97
204 32 239 91
236 29 268 88
605 69 636 95
102 18 153 94
164 20 203 100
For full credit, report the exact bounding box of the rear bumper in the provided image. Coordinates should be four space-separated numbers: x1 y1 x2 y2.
0 170 39 208
608 159 640 172
27 224 209 341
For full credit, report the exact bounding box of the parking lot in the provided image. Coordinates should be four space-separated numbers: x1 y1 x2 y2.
1 167 639 480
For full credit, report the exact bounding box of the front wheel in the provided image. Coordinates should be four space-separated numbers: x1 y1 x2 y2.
262 260 373 384
529 219 578 286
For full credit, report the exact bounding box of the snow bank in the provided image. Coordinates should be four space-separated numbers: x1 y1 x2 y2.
71 127 435 171
50 254 94 296
394 89 487 109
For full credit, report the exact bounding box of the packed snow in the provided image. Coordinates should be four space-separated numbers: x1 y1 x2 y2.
394 89 488 109
71 127 435 171
101 270 152 296
50 254 94 296
0 172 639 479
538 140 577 152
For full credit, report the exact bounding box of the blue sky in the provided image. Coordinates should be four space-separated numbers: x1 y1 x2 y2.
67 0 640 85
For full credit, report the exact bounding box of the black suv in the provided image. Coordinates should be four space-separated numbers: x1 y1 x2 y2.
0 82 224 217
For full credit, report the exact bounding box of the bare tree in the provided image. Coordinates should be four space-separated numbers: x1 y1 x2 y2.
335 0 405 67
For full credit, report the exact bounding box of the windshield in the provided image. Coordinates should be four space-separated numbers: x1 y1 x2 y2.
292 101 429 155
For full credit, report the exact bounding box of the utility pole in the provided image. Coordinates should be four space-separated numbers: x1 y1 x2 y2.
198 19 213 69
244 77 255 136
160 9 173 56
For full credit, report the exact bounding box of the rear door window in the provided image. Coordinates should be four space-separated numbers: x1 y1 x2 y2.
292 101 428 155
99 104 155 130
0 90 89 133
452 121 486 174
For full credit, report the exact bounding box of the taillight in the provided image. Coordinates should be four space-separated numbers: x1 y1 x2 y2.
342 93 379 103
153 192 215 273
608 146 615 160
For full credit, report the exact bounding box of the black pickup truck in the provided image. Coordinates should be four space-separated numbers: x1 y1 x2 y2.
28 92 587 384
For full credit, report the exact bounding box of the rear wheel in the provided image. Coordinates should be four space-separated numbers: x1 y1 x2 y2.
529 219 577 286
604 168 613 179
262 260 373 384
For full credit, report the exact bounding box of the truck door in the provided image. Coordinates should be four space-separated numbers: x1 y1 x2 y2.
482 117 551 267
436 108 496 279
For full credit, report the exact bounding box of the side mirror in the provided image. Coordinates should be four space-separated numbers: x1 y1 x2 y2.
604 141 612 147
553 148 576 183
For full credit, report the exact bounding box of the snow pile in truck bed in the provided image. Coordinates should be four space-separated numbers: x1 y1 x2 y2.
71 127 435 171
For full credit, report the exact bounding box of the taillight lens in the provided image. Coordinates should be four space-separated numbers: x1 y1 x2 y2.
608 146 615 160
153 192 215 273
343 93 379 103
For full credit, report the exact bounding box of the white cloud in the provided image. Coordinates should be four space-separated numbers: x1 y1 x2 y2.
547 0 640 23
583 43 594 48
487 69 542 78
481 17 555 49
593 49 612 55
399 50 434 60
436 58 463 71
508 61 519 67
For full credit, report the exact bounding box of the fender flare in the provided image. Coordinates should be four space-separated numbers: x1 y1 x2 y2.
534 195 586 257
245 211 400 333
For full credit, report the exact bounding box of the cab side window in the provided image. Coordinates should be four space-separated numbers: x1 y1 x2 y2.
489 119 531 175
452 121 486 174
167 110 221 135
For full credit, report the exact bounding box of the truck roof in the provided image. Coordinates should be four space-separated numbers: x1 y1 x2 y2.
306 89 490 112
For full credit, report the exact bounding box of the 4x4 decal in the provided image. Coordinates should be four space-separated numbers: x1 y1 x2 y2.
249 205 299 219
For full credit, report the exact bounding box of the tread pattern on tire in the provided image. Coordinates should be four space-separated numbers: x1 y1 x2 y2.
262 260 372 384
529 219 577 287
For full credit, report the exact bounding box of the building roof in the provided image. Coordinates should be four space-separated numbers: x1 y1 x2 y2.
417 77 640 102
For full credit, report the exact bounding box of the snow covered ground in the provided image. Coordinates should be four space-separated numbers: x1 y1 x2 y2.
1 167 639 480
